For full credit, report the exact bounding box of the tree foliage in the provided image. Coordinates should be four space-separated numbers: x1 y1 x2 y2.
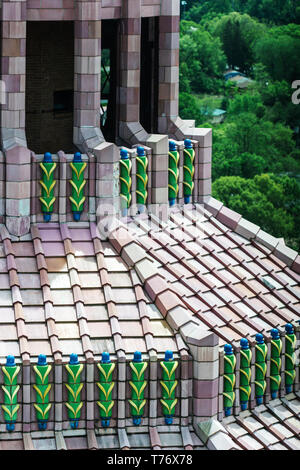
183 0 300 24
212 174 300 250
254 32 300 82
179 2 300 251
214 12 265 73
179 21 226 94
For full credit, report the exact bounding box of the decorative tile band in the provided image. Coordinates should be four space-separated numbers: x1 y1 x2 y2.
160 350 178 425
39 152 57 222
270 328 282 399
136 147 148 211
96 352 115 428
1 355 20 432
33 354 52 430
65 354 84 429
223 324 299 415
129 351 148 426
239 338 252 411
183 139 195 204
223 344 236 417
0 350 182 432
254 334 267 406
285 323 296 394
168 141 179 207
120 148 132 216
69 152 87 222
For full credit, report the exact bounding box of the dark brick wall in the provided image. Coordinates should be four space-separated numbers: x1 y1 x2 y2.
26 21 74 154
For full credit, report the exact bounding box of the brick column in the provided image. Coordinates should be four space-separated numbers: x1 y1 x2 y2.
0 0 26 133
1 0 31 236
118 0 148 144
158 0 212 202
157 0 180 135
179 322 219 426
73 0 104 152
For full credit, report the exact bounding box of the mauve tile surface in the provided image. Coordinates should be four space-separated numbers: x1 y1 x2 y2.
43 243 65 257
12 242 35 257
38 228 61 242
0 259 8 272
16 257 38 272
0 274 10 289
0 307 15 323
0 325 17 341
18 273 41 289
88 321 112 338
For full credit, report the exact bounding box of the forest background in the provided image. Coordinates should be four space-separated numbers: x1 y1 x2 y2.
179 0 300 250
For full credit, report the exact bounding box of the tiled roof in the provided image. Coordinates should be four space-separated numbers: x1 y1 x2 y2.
0 201 299 450
2 202 298 361
222 394 300 450
0 424 205 451
0 222 186 362
125 204 300 348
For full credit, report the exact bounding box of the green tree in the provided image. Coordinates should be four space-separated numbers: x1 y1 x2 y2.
184 0 232 20
255 33 300 82
227 90 265 117
179 92 208 127
184 0 300 24
212 175 298 248
180 21 226 94
214 12 265 73
242 0 300 24
211 110 300 178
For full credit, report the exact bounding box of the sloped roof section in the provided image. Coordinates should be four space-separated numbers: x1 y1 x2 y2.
123 203 300 348
0 201 299 450
222 394 300 450
0 222 186 362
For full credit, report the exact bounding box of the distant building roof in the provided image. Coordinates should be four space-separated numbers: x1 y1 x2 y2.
224 70 246 80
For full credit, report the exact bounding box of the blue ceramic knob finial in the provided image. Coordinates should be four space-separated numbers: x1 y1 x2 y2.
165 417 173 425
255 333 264 344
37 354 47 366
133 351 142 363
44 152 52 163
271 328 280 340
285 323 294 334
240 338 249 350
184 139 192 149
69 353 79 365
169 140 177 152
137 146 145 156
101 352 111 364
165 350 173 361
74 152 82 162
120 148 128 159
224 344 233 355
6 355 16 367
